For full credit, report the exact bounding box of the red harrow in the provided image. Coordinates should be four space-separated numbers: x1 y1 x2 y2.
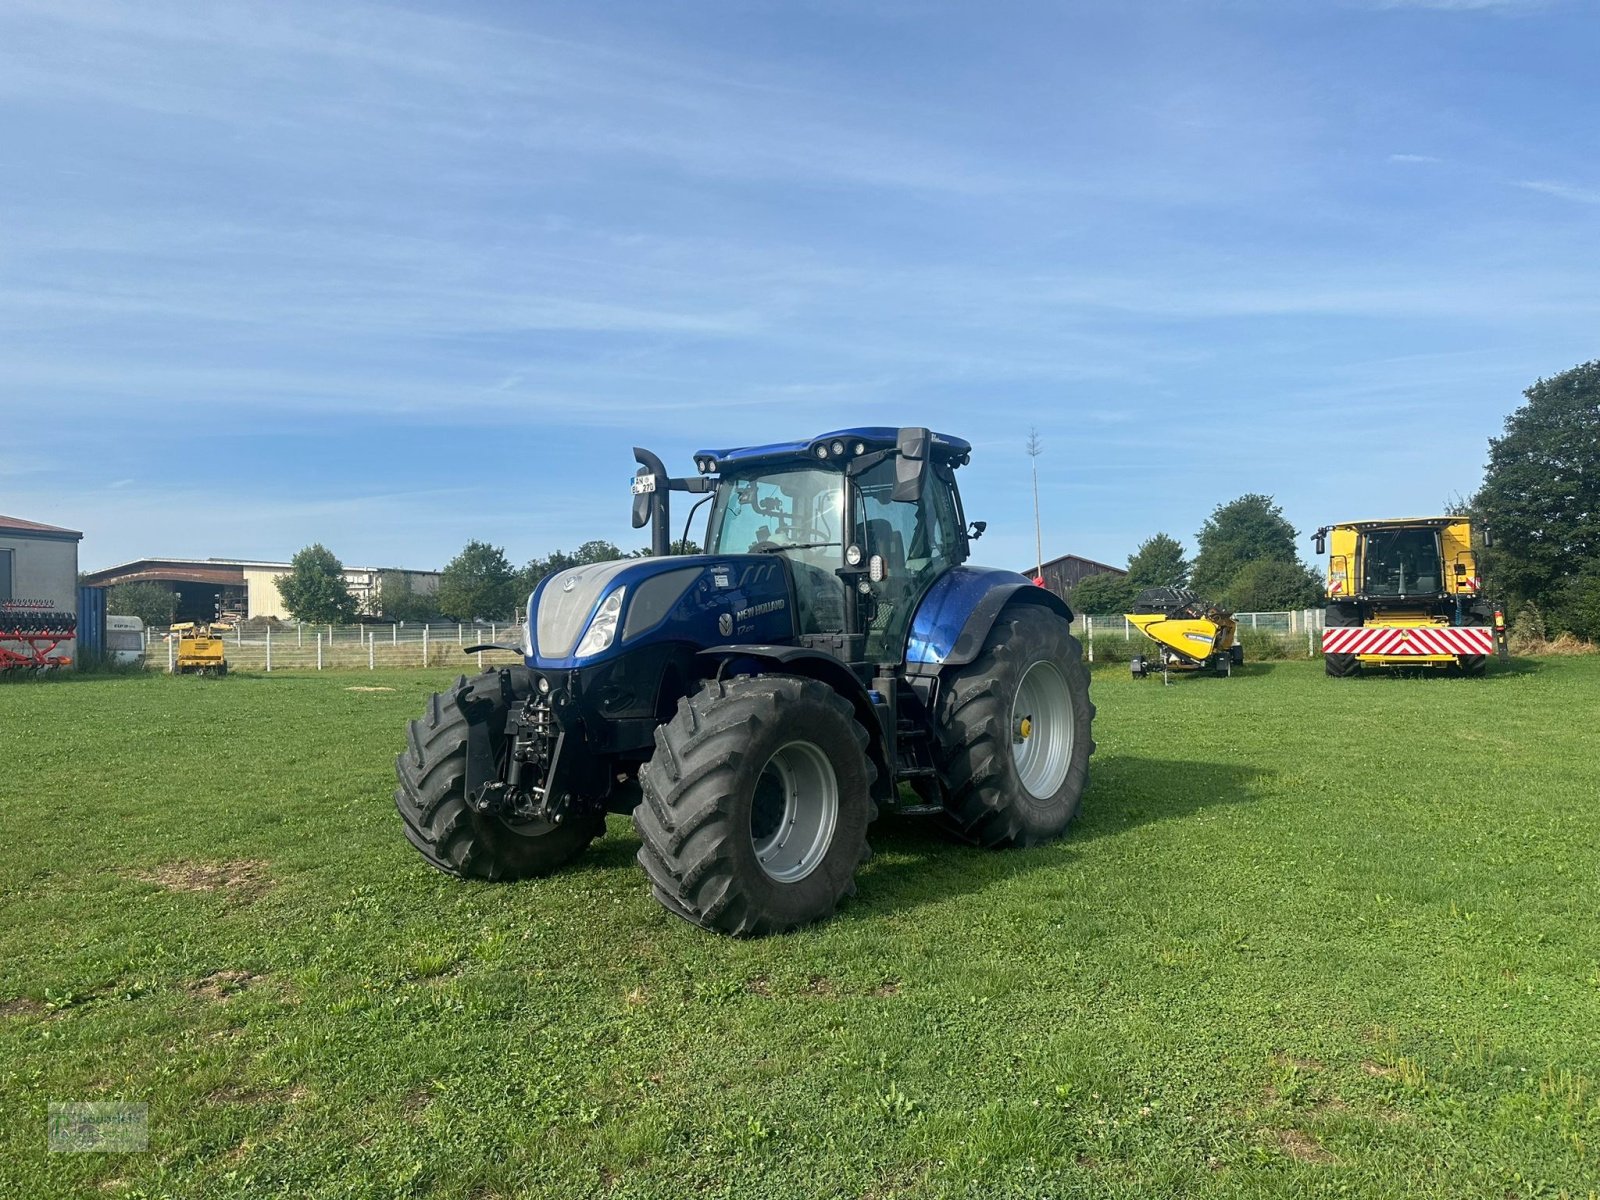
0 601 76 672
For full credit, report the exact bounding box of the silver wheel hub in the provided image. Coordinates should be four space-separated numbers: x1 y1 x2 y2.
1012 659 1075 800
749 741 840 883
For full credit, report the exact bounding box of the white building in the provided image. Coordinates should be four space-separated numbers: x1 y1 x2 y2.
1 514 84 664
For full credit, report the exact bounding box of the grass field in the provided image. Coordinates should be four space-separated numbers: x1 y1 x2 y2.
3 657 1598 1198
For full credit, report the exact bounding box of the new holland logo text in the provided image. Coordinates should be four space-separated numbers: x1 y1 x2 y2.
735 599 786 622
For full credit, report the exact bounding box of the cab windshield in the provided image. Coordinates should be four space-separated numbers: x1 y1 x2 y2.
1362 528 1443 597
707 466 847 632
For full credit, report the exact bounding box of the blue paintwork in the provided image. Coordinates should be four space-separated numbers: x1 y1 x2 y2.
696 427 972 472
905 565 1041 666
525 554 795 671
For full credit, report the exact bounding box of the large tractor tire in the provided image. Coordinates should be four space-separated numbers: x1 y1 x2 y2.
635 675 876 936
1457 613 1491 677
936 605 1095 848
395 670 602 881
1324 605 1362 678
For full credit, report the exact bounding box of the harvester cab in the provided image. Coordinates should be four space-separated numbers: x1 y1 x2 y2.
396 427 1097 936
1314 517 1506 676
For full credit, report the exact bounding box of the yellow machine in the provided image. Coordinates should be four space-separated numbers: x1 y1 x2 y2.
171 622 231 675
1314 517 1505 677
1124 587 1242 681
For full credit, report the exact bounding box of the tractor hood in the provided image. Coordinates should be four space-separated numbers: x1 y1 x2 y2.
524 553 795 669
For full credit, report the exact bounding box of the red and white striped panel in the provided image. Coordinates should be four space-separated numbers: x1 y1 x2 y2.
1322 625 1495 657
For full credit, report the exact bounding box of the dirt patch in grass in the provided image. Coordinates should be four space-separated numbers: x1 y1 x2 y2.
1274 1128 1336 1163
804 975 836 997
189 970 264 1001
1362 1060 1398 1079
1272 1053 1325 1071
211 1081 307 1106
873 980 901 997
0 996 45 1017
745 975 772 997
344 686 396 692
131 859 272 895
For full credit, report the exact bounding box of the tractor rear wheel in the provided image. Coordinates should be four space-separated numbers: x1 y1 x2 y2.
635 675 876 936
395 670 602 880
1324 605 1361 678
936 605 1095 848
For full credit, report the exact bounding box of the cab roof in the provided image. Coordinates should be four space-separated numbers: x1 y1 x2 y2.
1332 516 1469 531
694 427 972 472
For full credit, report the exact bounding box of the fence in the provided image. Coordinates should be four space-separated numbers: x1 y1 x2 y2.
1077 609 1324 662
132 610 1327 672
143 621 526 672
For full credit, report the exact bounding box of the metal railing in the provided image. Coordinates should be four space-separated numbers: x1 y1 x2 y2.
1076 609 1324 661
144 621 525 672
132 609 1327 672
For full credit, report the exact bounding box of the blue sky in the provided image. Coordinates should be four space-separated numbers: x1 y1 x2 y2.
3 0 1596 576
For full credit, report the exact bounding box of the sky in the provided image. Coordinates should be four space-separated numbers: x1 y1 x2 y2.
2 0 1596 576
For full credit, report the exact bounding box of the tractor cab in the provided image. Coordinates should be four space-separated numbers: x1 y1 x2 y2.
690 429 975 664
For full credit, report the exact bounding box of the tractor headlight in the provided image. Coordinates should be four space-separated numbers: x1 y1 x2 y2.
575 588 626 658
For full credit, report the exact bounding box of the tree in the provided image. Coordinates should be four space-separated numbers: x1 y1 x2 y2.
107 581 177 627
437 541 517 621
1126 533 1189 591
373 571 440 623
515 540 634 600
1190 494 1305 600
1223 558 1322 612
1069 571 1136 616
276 544 358 624
1548 561 1600 642
1472 360 1600 631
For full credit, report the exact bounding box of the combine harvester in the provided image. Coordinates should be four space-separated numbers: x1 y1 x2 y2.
1124 587 1242 683
1314 516 1507 677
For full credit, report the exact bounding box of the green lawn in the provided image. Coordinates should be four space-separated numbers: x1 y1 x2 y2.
2 658 1597 1198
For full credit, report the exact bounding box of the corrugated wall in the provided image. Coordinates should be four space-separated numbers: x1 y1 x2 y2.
77 585 107 660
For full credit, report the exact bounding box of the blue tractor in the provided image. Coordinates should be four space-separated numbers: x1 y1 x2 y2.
396 428 1095 935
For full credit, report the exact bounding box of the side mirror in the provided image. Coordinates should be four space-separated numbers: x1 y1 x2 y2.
630 466 653 529
1481 528 1495 548
1313 534 1326 556
892 426 930 503
969 520 987 540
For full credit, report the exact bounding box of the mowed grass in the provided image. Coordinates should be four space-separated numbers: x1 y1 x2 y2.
2 657 1598 1199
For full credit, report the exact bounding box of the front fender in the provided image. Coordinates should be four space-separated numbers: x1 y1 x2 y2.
905 567 1074 674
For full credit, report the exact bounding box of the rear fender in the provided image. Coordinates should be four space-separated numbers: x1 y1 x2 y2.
905 567 1074 675
695 646 892 803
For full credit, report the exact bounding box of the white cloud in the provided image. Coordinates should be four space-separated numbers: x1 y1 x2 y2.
1515 179 1600 205
1388 153 1443 163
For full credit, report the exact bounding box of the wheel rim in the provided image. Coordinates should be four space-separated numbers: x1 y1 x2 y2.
749 740 839 883
1011 659 1075 800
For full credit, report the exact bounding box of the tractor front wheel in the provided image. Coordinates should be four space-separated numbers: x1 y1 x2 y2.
937 605 1095 848
1324 605 1361 678
395 670 602 880
635 675 876 936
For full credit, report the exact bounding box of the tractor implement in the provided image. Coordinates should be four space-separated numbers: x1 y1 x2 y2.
0 602 75 673
395 427 1097 936
1124 587 1241 683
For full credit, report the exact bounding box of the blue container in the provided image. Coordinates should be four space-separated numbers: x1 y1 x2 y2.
77 585 107 659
